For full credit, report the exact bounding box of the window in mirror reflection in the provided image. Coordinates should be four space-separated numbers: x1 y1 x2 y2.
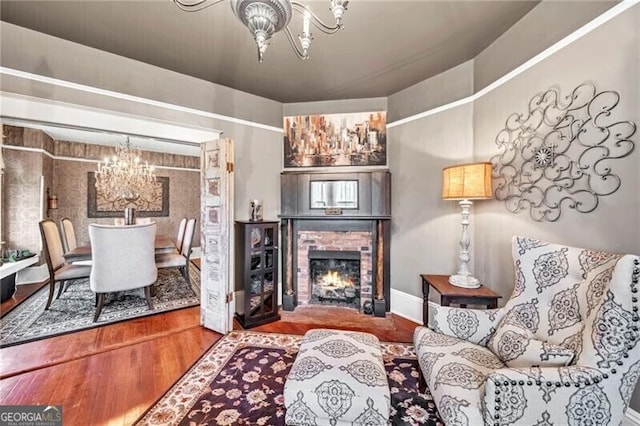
310 180 358 209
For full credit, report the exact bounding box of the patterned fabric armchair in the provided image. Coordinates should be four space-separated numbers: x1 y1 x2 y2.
414 236 640 425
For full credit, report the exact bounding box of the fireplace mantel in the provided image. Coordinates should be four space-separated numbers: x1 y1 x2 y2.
280 170 391 219
280 171 391 317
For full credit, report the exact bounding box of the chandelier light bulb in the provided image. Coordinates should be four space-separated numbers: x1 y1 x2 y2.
302 10 310 35
330 0 348 23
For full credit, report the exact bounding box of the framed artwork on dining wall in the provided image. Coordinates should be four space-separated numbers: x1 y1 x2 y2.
283 111 387 168
87 172 170 218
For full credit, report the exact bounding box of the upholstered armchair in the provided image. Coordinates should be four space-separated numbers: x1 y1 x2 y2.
414 236 640 425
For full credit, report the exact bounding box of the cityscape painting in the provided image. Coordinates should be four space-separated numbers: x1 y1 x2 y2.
283 111 387 168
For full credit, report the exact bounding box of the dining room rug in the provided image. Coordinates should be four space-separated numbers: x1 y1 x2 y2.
0 265 200 347
134 330 443 426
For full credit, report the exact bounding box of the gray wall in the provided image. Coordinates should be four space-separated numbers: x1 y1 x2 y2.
385 1 640 306
0 22 282 130
386 2 640 412
387 61 475 296
227 122 282 223
0 21 284 232
283 98 388 118
473 1 616 92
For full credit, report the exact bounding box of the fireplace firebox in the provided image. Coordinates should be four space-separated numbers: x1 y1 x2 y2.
309 250 360 309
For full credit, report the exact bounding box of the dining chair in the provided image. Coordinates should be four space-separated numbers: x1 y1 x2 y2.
59 217 77 253
89 223 158 322
60 217 92 266
156 218 196 283
175 217 187 253
39 219 92 310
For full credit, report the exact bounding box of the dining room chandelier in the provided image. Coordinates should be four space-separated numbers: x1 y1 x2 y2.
95 138 156 202
172 0 349 62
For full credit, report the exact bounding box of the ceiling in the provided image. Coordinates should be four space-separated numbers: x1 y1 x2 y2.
0 0 540 103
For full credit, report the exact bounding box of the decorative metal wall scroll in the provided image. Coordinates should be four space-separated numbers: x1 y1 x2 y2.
491 83 636 222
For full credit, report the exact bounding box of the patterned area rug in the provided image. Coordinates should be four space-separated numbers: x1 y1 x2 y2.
135 330 443 425
0 265 200 347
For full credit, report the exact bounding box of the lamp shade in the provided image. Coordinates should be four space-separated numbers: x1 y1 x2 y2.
442 161 493 200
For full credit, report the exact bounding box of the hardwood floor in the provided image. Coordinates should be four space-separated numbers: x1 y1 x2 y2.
0 284 418 425
0 281 47 315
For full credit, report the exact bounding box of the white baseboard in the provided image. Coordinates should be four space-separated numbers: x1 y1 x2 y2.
390 288 423 325
625 408 640 426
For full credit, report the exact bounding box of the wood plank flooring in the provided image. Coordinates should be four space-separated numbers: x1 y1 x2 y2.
0 282 418 425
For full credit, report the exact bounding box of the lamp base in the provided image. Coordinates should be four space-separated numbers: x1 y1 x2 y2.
449 274 481 289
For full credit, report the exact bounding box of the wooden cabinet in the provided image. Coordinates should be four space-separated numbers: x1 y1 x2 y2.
235 220 280 328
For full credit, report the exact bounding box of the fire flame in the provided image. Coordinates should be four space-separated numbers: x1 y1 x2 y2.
319 270 353 288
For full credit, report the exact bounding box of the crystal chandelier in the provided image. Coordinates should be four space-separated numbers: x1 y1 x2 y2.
172 0 348 62
95 138 156 202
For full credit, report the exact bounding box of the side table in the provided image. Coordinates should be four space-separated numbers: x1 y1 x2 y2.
421 274 501 326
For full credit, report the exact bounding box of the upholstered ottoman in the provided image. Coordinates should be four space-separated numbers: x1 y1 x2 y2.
284 328 390 426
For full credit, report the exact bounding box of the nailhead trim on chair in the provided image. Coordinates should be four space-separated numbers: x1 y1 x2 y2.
490 257 640 425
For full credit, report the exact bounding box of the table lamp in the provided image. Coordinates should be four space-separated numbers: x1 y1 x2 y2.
442 161 493 288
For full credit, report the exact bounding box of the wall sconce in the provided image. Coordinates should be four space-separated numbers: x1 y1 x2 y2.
46 187 58 218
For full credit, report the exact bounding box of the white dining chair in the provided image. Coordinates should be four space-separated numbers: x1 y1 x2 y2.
175 217 187 253
60 217 77 253
60 217 92 266
156 218 196 283
89 223 157 322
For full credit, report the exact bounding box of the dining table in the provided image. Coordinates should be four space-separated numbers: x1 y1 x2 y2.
62 235 176 263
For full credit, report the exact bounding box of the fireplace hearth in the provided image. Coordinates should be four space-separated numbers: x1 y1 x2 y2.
309 250 360 309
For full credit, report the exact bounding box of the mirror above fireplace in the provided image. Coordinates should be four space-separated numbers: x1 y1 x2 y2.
310 180 358 209
281 170 390 218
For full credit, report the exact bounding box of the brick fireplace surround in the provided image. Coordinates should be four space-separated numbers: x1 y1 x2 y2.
296 230 373 310
280 170 392 317
281 218 390 317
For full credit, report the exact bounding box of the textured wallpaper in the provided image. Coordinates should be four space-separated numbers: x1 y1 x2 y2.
2 126 201 257
3 149 44 253
52 160 200 247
